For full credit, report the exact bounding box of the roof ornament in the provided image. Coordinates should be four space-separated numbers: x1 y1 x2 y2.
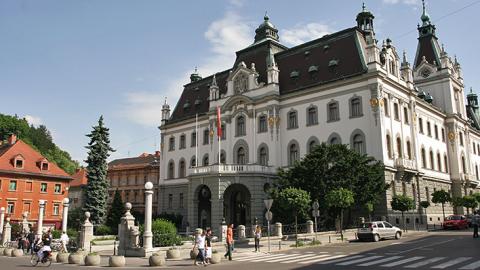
362 2 366 12
163 97 167 105
264 11 269 22
402 50 408 65
211 74 217 87
421 0 431 25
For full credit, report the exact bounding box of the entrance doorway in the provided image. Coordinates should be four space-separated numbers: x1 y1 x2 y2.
223 184 251 226
197 185 211 229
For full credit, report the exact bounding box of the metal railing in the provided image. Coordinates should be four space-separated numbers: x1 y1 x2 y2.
189 164 277 175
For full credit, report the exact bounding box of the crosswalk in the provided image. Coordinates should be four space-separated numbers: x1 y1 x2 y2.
231 252 480 269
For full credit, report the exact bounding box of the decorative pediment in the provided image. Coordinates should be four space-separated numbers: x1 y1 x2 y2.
225 62 262 97
413 56 437 79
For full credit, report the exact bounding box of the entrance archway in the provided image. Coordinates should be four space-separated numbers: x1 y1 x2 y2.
223 184 251 226
197 185 211 229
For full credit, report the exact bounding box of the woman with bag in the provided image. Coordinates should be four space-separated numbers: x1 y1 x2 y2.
254 225 262 252
192 229 206 266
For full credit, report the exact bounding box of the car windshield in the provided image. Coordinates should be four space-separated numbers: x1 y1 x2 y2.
446 216 462 220
360 223 372 228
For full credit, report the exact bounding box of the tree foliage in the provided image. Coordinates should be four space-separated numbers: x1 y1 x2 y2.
325 188 355 211
391 195 415 213
83 116 114 225
276 143 386 227
419 201 430 209
431 190 451 220
0 113 79 174
67 207 84 230
462 195 478 211
151 219 182 247
106 189 125 234
271 187 311 224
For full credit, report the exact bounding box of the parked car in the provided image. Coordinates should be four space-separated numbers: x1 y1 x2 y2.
443 215 468 230
357 221 402 242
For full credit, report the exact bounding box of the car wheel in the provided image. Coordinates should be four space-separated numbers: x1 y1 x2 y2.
373 234 380 242
395 232 401 239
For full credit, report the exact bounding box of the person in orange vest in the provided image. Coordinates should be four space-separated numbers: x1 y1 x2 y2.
224 224 234 261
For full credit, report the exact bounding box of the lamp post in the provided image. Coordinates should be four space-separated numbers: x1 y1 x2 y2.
264 199 273 253
312 200 320 241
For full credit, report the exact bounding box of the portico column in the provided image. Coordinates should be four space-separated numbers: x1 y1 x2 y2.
62 198 69 233
36 200 45 239
143 182 153 250
0 207 5 236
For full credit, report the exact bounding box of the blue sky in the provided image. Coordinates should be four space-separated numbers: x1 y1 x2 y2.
1 0 479 165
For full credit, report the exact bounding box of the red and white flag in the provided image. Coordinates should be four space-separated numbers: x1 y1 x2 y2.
216 106 222 138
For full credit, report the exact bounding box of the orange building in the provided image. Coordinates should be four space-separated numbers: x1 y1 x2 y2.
0 135 72 229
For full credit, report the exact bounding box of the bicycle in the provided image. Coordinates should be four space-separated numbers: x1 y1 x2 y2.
30 252 52 267
2 241 16 248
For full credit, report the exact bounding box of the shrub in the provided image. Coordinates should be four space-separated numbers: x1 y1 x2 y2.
95 225 112 236
51 229 61 239
151 219 182 247
67 228 79 239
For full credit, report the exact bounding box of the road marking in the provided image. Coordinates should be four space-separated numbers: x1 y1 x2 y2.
299 254 346 264
249 253 300 262
235 253 287 261
317 255 365 264
358 256 403 266
281 254 330 264
380 256 424 267
336 256 384 266
403 257 446 268
264 254 315 263
431 257 472 269
391 239 456 255
459 260 480 269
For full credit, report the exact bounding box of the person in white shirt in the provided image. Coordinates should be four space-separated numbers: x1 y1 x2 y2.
472 211 480 238
192 230 206 266
60 231 69 252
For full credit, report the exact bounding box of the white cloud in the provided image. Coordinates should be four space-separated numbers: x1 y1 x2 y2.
122 10 252 127
24 114 43 127
383 0 419 5
281 23 332 47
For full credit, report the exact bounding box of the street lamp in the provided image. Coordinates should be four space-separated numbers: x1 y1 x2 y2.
264 199 273 253
312 200 320 241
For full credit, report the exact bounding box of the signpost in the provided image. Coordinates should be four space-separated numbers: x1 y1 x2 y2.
264 199 273 253
312 200 320 241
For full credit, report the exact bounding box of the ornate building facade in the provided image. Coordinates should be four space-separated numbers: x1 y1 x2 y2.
158 4 480 229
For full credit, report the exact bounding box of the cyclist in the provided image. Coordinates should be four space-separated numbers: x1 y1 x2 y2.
36 232 52 263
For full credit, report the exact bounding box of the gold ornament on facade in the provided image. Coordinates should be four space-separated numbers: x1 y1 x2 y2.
448 131 455 141
370 98 379 108
268 116 275 128
209 129 214 138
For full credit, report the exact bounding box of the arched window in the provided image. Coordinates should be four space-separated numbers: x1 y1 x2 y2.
327 101 340 122
288 143 299 166
190 156 196 168
328 133 342 145
384 97 390 117
396 137 402 158
220 151 226 164
386 134 392 159
287 110 298 129
406 141 412 159
461 155 466 173
351 130 366 154
236 115 246 136
444 154 449 173
203 154 209 166
307 137 319 153
259 146 268 166
237 147 246 164
437 153 442 172
178 159 186 178
168 161 175 179
349 97 362 118
307 106 318 126
429 150 435 170
421 148 426 168
258 115 268 133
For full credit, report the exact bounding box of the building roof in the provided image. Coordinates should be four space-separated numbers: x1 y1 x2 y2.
108 152 160 170
70 167 88 187
168 25 367 124
0 137 72 180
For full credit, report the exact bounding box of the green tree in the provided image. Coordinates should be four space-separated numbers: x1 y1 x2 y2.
364 202 374 222
391 195 415 231
276 143 386 229
431 190 451 221
451 197 464 208
83 116 114 225
462 195 479 214
472 193 480 204
106 189 125 234
271 187 311 225
325 188 355 240
150 219 182 247
67 207 84 231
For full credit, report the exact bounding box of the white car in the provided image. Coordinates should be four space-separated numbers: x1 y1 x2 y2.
357 221 402 242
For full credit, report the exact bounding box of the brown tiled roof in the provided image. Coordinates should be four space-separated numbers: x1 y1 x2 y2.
70 167 88 187
167 27 367 123
108 153 160 170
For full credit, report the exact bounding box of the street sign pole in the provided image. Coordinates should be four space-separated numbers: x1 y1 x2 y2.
312 200 319 242
264 199 273 253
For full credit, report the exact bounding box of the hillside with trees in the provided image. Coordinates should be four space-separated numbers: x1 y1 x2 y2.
0 113 79 174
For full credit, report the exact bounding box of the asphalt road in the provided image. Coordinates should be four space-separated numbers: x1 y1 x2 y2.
1 230 478 269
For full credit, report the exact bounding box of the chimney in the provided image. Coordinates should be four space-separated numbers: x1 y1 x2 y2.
8 134 17 145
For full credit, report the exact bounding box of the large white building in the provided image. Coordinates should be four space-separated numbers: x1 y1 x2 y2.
157 3 480 230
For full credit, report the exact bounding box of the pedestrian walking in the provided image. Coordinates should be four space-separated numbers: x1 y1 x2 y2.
254 225 262 252
224 224 234 261
27 231 35 254
205 229 212 264
192 229 206 266
60 231 69 252
473 211 480 238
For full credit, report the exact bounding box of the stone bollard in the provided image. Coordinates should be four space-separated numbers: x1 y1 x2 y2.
306 220 314 234
237 225 246 240
109 255 126 267
80 212 93 252
274 222 283 237
12 249 23 257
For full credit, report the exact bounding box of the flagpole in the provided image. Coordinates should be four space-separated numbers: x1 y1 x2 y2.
195 113 198 167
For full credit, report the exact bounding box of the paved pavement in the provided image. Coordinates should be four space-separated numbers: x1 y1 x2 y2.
1 230 478 269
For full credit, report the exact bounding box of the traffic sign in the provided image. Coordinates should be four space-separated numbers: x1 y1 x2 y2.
265 210 273 221
264 199 273 210
312 210 320 217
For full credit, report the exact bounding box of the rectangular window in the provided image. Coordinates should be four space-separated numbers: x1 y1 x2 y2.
434 125 439 140
221 125 226 140
179 193 184 209
350 98 362 118
419 118 424 134
7 202 14 214
180 135 186 149
25 181 33 192
287 112 298 129
393 103 399 120
9 180 17 191
384 98 390 117
442 128 445 142
307 108 318 125
191 132 197 147
460 132 464 146
54 184 61 194
327 102 340 122
53 204 60 215
258 116 268 133
40 183 47 193
203 129 209 145
427 122 431 136
403 107 409 124
168 194 173 209
15 159 23 168
168 137 175 151
23 202 31 213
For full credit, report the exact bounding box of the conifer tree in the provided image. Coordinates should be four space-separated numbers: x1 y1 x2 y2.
106 189 125 233
83 116 114 224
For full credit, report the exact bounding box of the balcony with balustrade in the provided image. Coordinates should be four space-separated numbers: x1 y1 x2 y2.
188 164 277 177
462 173 480 187
394 158 418 181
